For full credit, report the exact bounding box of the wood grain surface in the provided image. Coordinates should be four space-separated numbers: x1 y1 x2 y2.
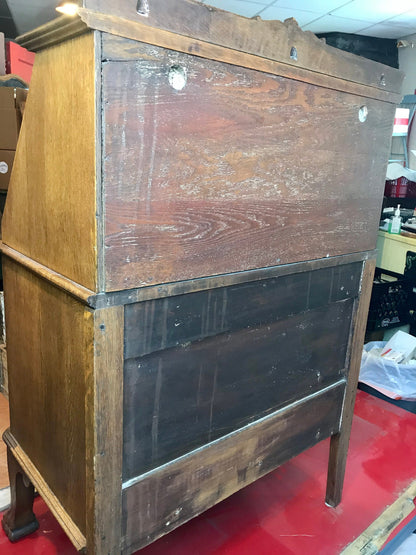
122 381 345 552
123 262 361 479
91 251 372 308
3 6 397 552
1 244 95 305
124 262 362 359
102 41 394 291
85 307 124 554
85 0 401 95
2 33 97 291
3 430 86 551
3 257 90 534
326 258 376 507
16 15 89 52
91 17 399 104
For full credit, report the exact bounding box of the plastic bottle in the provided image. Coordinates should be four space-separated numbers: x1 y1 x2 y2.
388 204 402 234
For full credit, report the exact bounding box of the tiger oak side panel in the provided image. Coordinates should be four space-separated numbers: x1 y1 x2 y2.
3 258 90 534
2 33 97 291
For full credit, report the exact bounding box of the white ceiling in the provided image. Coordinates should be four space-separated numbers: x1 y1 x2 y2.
5 0 416 39
202 0 416 39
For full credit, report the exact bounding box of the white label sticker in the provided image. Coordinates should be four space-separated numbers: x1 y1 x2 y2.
0 162 8 175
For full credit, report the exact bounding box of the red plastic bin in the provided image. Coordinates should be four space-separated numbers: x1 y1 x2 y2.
384 176 416 198
6 42 35 83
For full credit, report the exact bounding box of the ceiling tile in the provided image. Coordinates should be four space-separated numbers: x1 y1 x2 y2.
302 14 375 34
237 0 272 4
386 8 416 27
274 0 353 14
257 6 319 26
330 0 416 23
203 0 266 18
358 23 416 39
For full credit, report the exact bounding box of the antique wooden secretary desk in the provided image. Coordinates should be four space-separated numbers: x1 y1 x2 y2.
0 1 402 553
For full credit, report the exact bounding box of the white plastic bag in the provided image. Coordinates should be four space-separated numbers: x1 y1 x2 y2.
359 341 416 400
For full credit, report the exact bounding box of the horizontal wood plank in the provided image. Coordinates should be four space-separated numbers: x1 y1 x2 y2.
124 262 362 359
122 263 360 481
92 252 373 308
88 0 401 96
122 381 345 552
96 21 400 104
102 43 394 290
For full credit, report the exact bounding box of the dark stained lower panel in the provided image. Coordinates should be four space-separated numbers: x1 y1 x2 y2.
122 381 345 553
124 262 362 359
123 262 360 479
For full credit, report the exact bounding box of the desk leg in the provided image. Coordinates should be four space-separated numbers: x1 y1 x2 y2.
2 445 39 542
326 258 375 507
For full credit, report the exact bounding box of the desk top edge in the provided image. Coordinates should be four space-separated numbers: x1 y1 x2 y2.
14 0 403 100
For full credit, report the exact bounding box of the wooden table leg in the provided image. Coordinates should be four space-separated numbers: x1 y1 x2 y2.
2 444 39 542
325 258 376 507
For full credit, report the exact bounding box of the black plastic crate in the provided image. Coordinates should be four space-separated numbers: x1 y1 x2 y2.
366 269 410 332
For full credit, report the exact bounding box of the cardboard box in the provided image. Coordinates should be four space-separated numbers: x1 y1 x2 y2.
0 150 15 190
0 87 27 150
6 42 35 83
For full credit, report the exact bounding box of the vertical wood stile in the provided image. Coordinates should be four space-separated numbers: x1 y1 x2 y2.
326 258 376 506
85 306 124 554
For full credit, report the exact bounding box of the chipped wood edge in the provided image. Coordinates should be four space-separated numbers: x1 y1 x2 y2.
84 0 402 95
341 480 416 555
83 9 400 104
3 429 87 552
16 8 401 103
94 30 106 293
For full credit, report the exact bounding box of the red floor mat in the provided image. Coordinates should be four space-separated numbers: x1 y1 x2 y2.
1 390 415 554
